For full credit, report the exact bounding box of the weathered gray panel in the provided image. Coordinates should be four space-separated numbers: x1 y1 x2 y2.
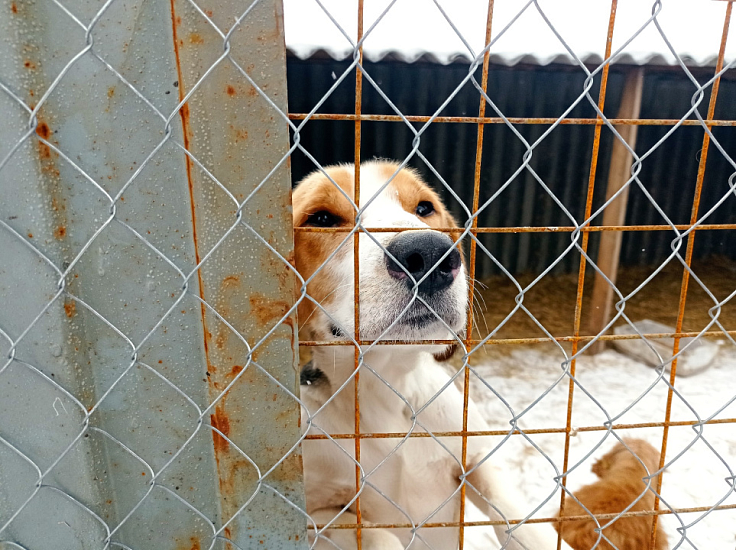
0 0 305 548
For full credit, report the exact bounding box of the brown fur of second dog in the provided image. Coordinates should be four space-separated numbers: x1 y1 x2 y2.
556 438 668 550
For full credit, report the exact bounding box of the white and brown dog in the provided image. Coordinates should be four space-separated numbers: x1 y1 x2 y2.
292 160 572 550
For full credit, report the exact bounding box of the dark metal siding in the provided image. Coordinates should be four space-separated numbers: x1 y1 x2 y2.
286 57 736 277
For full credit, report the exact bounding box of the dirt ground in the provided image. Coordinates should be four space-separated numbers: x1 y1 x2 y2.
464 255 736 360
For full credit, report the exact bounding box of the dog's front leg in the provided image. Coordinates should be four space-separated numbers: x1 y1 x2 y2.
308 508 405 550
466 459 573 550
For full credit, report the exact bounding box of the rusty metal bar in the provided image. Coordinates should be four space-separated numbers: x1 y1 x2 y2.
303 417 736 440
353 2 364 547
650 4 733 547
299 329 736 347
312 502 736 531
287 113 736 127
557 4 618 545
295 223 736 233
460 3 495 546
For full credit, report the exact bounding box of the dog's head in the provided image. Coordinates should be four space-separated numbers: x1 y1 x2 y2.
292 161 467 357
591 438 662 478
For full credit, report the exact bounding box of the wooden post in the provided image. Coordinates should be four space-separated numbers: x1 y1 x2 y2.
587 68 645 353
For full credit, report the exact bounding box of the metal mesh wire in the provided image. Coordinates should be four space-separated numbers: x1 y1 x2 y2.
1 0 735 549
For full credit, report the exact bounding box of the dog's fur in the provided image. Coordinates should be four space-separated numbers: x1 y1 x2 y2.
293 161 573 549
556 438 669 550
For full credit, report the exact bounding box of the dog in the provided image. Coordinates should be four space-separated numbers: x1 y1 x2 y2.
292 160 574 549
556 438 669 550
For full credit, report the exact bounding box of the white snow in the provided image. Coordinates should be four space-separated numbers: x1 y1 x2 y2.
463 342 736 548
284 0 736 67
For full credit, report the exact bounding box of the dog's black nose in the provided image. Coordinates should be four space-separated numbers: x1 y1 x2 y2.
385 231 461 294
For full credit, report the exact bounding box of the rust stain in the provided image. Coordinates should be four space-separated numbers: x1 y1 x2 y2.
274 1 283 38
64 300 76 318
216 457 254 495
247 86 257 97
11 2 17 13
188 33 204 45
266 252 292 292
36 122 51 139
175 537 200 550
279 452 304 483
215 330 227 350
169 0 214 384
235 128 248 142
35 119 61 182
179 103 191 138
210 405 231 453
42 164 60 177
226 85 236 96
231 365 243 377
54 225 66 239
249 293 289 327
250 332 277 365
222 275 239 287
107 87 115 98
285 250 295 268
214 275 241 349
24 60 36 69
27 232 33 238
38 143 51 159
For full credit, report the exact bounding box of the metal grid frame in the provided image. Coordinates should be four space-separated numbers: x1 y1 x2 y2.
288 1 736 548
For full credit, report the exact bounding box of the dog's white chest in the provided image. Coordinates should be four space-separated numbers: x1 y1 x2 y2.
301 357 470 546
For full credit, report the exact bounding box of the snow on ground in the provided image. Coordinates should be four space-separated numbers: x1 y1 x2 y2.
462 343 736 549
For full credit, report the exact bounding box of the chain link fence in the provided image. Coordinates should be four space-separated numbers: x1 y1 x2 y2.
1 0 735 549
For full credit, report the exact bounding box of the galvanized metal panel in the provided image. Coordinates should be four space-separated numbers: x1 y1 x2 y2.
169 0 307 547
0 0 306 548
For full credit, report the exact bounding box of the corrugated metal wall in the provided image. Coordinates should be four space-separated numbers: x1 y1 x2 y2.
286 56 736 277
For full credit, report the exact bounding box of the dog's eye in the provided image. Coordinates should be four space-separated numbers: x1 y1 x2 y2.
306 210 339 227
415 201 435 217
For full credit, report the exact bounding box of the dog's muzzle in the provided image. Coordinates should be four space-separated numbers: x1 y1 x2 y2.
385 231 461 295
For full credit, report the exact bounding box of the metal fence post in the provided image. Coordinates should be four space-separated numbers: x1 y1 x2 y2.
0 0 307 547
169 0 307 546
